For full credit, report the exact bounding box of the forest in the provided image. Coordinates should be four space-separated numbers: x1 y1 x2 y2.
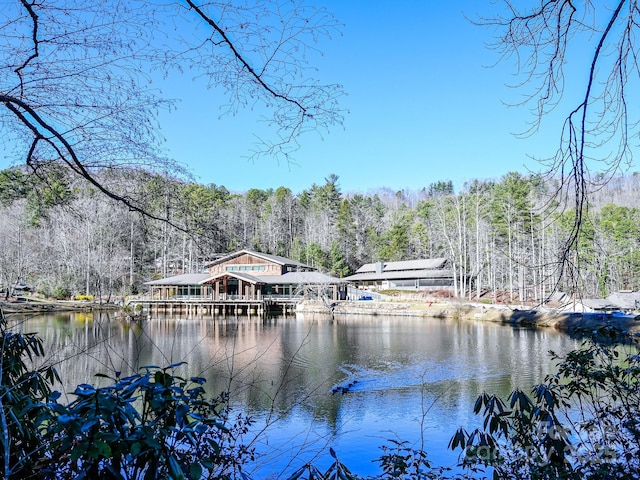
1 167 639 304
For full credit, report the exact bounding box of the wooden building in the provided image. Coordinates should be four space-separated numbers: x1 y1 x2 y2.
344 258 455 291
140 250 346 315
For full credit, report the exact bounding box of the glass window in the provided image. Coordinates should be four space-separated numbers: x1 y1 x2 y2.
226 265 265 272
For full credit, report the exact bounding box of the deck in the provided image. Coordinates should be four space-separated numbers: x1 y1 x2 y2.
128 295 301 317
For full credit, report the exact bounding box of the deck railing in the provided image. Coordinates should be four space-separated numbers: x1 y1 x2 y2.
136 293 303 302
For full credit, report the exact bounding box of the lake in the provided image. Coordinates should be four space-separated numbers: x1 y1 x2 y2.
10 310 582 478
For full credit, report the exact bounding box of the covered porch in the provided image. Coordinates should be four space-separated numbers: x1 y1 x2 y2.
200 272 263 301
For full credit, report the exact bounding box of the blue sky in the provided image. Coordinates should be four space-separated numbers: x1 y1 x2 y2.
158 1 567 195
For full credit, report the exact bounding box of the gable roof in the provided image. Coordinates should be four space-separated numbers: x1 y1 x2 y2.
205 249 312 269
198 271 344 285
199 271 261 284
145 270 344 286
346 258 452 282
563 292 640 311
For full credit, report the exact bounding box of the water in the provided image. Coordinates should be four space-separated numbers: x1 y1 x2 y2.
8 310 582 478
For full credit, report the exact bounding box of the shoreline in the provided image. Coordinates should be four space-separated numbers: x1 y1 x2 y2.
298 299 640 337
3 297 639 338
0 298 118 314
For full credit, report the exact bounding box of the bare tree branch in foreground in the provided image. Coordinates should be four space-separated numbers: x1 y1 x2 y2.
478 0 639 289
0 0 344 224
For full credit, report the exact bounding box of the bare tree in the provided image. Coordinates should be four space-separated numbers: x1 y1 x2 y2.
481 1 640 281
0 0 343 221
0 202 36 298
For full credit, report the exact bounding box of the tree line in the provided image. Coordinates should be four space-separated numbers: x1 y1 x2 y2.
1 167 640 303
2 0 638 308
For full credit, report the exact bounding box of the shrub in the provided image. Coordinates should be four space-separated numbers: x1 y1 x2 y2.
51 286 71 300
42 365 254 479
120 304 134 315
73 294 94 301
0 309 253 480
0 309 60 478
449 327 640 479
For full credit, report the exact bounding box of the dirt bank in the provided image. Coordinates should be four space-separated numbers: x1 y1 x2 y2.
0 298 118 314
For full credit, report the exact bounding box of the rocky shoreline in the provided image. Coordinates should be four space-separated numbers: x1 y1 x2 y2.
298 299 640 337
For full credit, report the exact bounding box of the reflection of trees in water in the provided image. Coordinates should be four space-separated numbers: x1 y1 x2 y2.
13 313 580 416
10 312 151 399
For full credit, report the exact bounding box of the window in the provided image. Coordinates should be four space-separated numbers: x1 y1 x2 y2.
177 286 200 296
226 265 265 272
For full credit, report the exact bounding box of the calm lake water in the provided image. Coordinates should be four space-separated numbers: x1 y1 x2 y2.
10 310 582 478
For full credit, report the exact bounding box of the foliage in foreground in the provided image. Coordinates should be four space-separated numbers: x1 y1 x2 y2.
41 367 255 480
0 312 254 479
2 311 640 479
448 328 640 480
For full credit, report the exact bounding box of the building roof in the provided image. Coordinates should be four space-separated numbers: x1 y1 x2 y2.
344 268 453 282
145 273 210 286
199 271 261 284
205 249 312 269
259 271 345 285
145 250 344 287
199 271 343 285
563 294 640 312
146 271 344 286
606 291 640 309
355 258 447 274
581 298 618 310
